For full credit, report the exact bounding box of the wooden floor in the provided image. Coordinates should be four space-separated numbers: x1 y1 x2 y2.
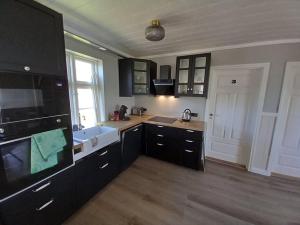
64 156 300 225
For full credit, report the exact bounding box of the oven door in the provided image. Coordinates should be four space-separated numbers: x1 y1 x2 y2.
0 72 70 124
0 128 73 200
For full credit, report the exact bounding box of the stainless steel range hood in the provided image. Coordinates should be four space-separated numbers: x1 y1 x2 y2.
152 65 175 95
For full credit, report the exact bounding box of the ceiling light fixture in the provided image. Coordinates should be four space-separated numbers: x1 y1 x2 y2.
145 19 165 41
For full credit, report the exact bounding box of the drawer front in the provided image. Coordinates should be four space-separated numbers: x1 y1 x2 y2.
176 128 203 142
146 124 173 136
182 148 201 170
147 141 168 160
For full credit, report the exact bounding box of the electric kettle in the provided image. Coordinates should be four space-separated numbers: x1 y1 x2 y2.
182 109 192 122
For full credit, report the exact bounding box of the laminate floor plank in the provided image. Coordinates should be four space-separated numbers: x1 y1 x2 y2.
64 156 300 225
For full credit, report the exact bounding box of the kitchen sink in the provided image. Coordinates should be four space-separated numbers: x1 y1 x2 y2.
73 126 120 161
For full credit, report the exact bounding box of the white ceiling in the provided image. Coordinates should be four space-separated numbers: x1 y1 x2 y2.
37 0 300 57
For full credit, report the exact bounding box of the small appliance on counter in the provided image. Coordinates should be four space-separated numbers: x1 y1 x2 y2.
182 109 192 122
131 106 147 116
119 105 130 121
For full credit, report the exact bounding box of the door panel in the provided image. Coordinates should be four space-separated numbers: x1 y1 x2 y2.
272 62 300 177
207 68 261 165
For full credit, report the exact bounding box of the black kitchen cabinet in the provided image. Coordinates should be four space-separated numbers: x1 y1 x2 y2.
145 124 203 170
119 58 157 96
74 142 121 208
175 53 211 97
145 124 181 164
121 125 143 169
0 167 75 225
0 0 67 76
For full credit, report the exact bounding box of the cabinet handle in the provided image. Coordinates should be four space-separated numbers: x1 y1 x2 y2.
157 134 164 137
36 199 54 211
157 143 164 146
185 140 194 143
56 118 62 123
185 149 194 153
100 163 109 169
157 125 164 128
0 128 4 134
32 181 51 193
186 130 195 133
133 128 139 132
99 150 108 156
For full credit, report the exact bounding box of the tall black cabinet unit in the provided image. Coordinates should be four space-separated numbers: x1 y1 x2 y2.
0 0 67 76
175 53 211 97
119 58 157 96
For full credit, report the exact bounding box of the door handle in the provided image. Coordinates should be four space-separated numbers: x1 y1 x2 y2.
32 181 51 193
36 199 54 211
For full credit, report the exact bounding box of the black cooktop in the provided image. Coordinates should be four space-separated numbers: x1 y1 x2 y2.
148 116 177 124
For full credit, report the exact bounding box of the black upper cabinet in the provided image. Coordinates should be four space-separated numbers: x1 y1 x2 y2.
175 53 211 97
0 0 67 76
119 58 157 96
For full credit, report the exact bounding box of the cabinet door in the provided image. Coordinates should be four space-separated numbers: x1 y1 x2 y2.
0 0 66 76
190 53 211 97
0 168 75 225
122 125 143 169
175 53 211 97
133 60 149 95
175 56 192 96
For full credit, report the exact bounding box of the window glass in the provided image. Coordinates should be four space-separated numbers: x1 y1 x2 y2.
66 52 103 128
75 59 93 82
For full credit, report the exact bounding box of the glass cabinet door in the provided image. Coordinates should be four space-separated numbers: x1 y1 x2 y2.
177 57 191 95
191 55 208 96
175 53 211 97
133 60 148 94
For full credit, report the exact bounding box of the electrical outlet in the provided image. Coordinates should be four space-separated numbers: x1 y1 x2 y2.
191 113 198 117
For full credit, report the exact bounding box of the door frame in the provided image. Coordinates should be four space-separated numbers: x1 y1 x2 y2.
205 63 270 171
268 62 300 176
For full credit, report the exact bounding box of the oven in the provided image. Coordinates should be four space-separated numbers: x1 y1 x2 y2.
0 72 70 124
0 72 73 201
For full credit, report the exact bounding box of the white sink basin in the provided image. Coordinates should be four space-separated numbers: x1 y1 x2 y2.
73 126 120 161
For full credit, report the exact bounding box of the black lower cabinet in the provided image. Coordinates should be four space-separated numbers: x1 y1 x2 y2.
121 125 143 170
145 124 203 170
74 141 121 209
0 167 75 225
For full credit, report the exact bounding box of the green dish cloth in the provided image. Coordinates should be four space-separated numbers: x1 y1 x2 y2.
31 129 67 174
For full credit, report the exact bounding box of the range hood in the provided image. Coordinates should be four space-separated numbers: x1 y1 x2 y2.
153 65 175 95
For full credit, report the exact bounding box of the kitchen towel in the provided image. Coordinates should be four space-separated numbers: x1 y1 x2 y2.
31 129 67 174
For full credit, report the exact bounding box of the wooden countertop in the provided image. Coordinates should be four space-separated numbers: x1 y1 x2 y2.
99 115 205 132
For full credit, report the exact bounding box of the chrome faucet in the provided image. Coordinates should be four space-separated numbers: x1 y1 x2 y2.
73 113 85 131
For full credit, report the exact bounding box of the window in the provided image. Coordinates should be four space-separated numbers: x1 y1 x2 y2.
66 51 104 128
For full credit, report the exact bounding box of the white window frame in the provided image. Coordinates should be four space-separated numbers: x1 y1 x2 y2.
66 50 105 127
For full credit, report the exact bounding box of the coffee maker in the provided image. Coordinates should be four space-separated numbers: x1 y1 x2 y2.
119 105 129 121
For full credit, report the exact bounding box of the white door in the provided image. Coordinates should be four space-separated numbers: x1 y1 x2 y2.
271 62 300 177
206 67 262 166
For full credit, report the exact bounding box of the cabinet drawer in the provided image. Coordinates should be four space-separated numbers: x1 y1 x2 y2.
182 148 201 170
146 124 173 136
177 129 203 142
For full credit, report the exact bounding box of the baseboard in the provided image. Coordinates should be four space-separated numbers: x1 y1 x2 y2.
206 156 246 170
271 172 300 181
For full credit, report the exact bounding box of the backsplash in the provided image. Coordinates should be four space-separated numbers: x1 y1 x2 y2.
135 96 206 120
